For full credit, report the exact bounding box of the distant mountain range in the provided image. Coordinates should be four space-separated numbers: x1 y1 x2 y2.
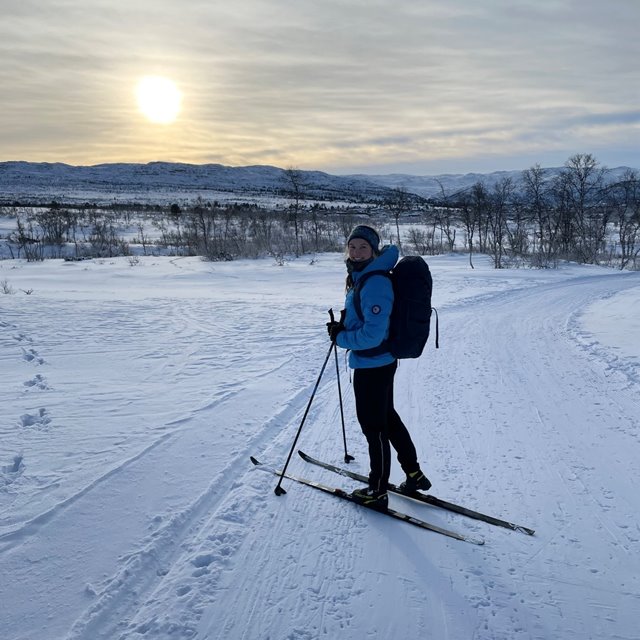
0 160 636 206
345 166 637 198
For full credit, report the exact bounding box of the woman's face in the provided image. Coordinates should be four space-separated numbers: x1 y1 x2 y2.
348 238 373 262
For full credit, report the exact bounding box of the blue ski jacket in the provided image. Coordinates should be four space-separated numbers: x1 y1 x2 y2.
336 244 399 369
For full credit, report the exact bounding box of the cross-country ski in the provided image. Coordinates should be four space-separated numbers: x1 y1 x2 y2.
298 450 535 535
251 456 485 545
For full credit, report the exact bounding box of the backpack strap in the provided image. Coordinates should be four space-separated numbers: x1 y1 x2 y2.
432 307 439 349
352 269 392 357
352 269 391 322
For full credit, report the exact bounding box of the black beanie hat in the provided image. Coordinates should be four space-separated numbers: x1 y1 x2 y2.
347 225 380 253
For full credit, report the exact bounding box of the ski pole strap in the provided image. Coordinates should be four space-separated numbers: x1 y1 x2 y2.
432 307 439 349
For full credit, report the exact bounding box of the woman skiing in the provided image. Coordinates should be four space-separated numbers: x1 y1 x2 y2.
327 225 431 510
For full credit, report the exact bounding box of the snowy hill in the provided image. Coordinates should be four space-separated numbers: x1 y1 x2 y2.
0 161 400 206
1 253 639 639
2 160 636 206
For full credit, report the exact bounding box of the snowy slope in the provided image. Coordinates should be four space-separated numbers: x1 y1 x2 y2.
0 161 396 206
3 161 635 205
1 254 639 640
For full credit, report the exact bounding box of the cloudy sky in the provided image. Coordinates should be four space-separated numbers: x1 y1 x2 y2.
1 0 638 175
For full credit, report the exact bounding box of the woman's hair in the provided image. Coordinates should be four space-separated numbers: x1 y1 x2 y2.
345 272 354 293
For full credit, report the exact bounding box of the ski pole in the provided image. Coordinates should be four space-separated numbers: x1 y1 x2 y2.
329 309 354 463
274 329 336 496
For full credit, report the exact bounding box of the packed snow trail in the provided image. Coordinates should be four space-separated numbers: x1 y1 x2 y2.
1 255 639 640
196 264 640 640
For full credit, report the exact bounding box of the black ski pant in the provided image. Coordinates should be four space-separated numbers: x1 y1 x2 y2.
353 360 420 493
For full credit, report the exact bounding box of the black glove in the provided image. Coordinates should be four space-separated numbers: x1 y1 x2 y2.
326 308 346 342
326 320 344 341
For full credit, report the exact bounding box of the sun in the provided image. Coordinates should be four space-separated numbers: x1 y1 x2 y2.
136 76 182 124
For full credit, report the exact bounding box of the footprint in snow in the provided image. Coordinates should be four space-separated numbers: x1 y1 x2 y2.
20 408 51 429
24 374 50 390
22 347 45 365
0 454 25 487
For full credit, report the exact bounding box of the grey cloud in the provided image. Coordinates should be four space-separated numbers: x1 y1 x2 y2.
1 0 638 171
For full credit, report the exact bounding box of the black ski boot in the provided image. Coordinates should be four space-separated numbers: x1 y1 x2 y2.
351 486 389 511
399 469 432 494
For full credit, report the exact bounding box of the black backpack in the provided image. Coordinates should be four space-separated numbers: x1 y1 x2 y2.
353 256 438 359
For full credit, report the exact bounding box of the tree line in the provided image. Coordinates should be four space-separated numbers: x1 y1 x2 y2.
0 199 367 262
1 154 638 270
427 154 640 270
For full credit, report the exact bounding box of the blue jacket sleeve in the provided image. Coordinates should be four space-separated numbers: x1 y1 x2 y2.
336 274 393 351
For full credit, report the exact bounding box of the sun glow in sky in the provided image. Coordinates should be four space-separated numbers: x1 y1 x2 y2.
1 0 639 174
136 76 182 124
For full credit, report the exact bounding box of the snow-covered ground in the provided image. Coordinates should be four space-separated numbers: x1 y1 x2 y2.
1 252 639 640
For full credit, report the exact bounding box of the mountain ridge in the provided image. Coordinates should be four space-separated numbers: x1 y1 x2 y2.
0 160 636 205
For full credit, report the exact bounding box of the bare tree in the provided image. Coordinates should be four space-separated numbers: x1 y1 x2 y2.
14 217 44 261
386 186 412 253
555 154 608 263
406 227 433 255
607 170 640 269
487 177 515 268
432 206 456 252
430 180 458 253
521 164 556 264
453 192 477 269
469 182 491 254
283 167 307 256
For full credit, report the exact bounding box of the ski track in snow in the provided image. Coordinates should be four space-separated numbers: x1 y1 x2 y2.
1 255 640 640
1 306 327 637
415 272 640 640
